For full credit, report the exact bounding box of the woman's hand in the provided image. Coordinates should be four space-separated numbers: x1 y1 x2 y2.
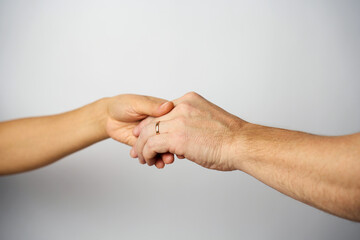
105 94 174 146
0 94 174 175
131 92 248 170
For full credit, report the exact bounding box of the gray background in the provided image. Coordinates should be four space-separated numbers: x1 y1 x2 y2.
0 0 359 239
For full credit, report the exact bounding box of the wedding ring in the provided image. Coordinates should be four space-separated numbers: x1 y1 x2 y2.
155 121 160 135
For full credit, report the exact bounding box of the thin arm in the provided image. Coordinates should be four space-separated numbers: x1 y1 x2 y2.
0 98 109 175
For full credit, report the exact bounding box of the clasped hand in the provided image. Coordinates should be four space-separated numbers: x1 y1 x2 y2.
130 92 247 171
2 91 358 221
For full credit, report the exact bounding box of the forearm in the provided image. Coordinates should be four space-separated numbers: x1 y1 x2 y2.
0 98 109 175
233 123 360 221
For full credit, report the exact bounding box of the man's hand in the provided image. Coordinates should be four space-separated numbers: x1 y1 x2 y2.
132 91 360 222
131 92 247 170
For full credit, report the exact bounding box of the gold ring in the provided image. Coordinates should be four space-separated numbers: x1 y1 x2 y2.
155 121 160 135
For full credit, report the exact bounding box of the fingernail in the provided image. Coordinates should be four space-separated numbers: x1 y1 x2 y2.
160 102 170 109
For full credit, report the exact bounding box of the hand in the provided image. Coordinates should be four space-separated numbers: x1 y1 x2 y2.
131 92 248 171
105 94 174 146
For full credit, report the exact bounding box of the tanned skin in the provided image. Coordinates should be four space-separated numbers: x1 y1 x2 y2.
132 92 360 222
0 94 174 175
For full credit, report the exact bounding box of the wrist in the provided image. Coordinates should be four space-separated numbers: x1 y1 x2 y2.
225 120 259 171
85 97 112 140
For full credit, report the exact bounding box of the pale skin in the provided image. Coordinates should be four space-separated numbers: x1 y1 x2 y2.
0 94 175 175
132 92 360 222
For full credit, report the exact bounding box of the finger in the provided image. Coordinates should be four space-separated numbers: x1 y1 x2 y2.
143 146 163 167
133 117 155 137
142 134 176 163
135 120 177 164
162 152 175 164
132 147 171 165
125 134 137 146
146 153 158 167
133 107 182 137
133 96 174 118
176 154 185 159
130 147 136 158
157 101 174 116
155 159 165 169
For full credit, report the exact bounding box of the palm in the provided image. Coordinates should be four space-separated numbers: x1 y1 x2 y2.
106 120 136 145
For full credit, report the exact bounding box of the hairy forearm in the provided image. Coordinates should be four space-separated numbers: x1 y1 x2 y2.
233 123 360 221
0 98 109 175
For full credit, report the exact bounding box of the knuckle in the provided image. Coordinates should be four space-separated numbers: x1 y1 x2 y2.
173 131 186 145
140 118 153 129
175 132 186 145
146 137 156 150
177 102 188 110
135 139 142 151
141 123 153 138
171 132 186 155
184 91 199 99
175 116 187 129
176 102 192 113
143 149 150 160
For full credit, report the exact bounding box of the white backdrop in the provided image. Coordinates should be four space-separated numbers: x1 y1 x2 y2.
1 0 360 239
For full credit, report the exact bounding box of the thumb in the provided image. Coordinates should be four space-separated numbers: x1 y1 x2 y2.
134 96 174 118
131 97 173 137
